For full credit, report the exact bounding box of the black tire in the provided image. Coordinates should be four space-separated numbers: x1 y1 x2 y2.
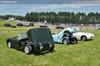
62 39 69 45
7 41 12 48
81 36 87 41
24 45 32 54
73 38 78 44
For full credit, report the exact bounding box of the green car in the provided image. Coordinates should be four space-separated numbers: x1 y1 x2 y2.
7 28 54 54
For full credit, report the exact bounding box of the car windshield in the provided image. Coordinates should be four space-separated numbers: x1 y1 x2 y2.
17 32 27 39
72 28 80 33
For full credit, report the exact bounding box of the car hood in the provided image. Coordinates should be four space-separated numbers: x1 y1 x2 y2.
7 36 17 40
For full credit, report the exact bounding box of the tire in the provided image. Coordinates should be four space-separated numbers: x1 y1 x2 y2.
73 38 78 44
81 36 87 41
7 41 12 48
24 45 32 54
62 39 68 45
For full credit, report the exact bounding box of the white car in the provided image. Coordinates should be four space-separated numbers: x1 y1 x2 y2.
64 27 95 41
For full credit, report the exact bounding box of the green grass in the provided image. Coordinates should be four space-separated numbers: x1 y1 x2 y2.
0 20 100 66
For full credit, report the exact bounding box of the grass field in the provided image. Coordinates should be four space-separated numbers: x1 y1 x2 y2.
0 20 100 66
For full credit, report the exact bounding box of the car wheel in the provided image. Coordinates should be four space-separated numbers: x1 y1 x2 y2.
81 36 87 41
73 38 78 44
7 41 12 48
62 39 68 45
24 45 32 54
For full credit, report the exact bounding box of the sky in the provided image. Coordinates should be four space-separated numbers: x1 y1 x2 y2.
0 0 100 16
1 0 100 4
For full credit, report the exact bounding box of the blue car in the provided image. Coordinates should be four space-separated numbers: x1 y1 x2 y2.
52 29 78 45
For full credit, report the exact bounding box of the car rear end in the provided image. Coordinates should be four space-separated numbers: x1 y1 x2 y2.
27 28 54 53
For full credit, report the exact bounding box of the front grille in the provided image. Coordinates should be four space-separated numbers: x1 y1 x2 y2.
43 44 49 49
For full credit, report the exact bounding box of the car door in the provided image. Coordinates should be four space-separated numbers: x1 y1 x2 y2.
73 33 81 40
11 38 20 49
57 31 64 43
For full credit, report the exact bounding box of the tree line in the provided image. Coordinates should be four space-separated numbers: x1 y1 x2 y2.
0 12 100 24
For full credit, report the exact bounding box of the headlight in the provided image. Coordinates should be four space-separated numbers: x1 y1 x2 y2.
49 42 52 47
90 34 95 37
39 42 43 49
88 35 95 39
90 36 93 39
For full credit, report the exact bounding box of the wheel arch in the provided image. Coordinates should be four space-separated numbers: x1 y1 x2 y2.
62 37 69 43
7 39 11 44
81 35 87 40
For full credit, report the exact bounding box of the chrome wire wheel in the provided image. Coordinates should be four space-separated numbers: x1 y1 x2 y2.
7 42 12 48
63 39 68 45
24 46 30 54
24 45 32 54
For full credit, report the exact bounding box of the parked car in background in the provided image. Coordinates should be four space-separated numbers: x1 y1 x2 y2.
4 23 11 27
40 25 48 28
65 27 95 41
29 23 34 26
95 24 100 30
17 23 23 26
16 22 34 27
55 26 64 29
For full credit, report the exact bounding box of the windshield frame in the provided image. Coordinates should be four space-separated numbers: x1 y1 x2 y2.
72 28 80 33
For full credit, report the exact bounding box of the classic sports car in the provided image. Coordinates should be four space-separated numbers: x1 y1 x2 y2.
52 29 78 45
63 27 95 41
7 28 54 54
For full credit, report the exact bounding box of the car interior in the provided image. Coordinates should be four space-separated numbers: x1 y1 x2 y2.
17 33 27 40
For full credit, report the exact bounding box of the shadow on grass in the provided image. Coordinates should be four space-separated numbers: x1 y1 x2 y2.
33 50 56 56
55 42 79 45
12 48 55 56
